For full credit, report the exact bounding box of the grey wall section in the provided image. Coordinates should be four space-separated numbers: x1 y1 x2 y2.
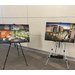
0 5 75 58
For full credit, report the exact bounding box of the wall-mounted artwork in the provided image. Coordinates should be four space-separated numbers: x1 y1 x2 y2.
0 24 30 44
45 22 75 43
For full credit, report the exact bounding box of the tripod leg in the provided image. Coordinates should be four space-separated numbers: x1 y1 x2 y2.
62 43 69 70
45 42 56 66
55 45 57 56
64 50 69 70
3 43 11 70
45 49 53 66
14 43 16 47
16 43 19 56
19 43 28 66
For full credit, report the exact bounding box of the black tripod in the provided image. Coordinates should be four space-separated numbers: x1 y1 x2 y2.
3 42 28 70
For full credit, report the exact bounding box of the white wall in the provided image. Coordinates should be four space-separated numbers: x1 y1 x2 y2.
28 5 69 17
0 5 75 58
0 5 3 23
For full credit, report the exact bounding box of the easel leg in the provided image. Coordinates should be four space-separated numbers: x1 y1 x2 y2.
55 42 58 55
45 42 56 66
3 43 11 70
62 43 69 70
14 43 16 47
16 43 19 56
19 43 28 66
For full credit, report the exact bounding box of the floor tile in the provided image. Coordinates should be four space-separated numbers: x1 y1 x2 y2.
0 57 5 66
48 62 66 70
5 65 15 70
69 60 75 70
41 64 58 70
13 63 32 70
0 67 2 70
24 54 34 62
6 56 25 66
26 52 41 59
28 66 38 70
0 64 2 70
29 58 45 70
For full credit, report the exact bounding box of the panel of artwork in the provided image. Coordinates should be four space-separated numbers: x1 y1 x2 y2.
0 24 30 44
45 22 75 43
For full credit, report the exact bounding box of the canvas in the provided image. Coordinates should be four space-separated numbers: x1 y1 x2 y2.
0 24 30 44
45 22 75 43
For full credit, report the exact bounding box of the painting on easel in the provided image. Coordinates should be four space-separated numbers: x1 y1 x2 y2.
0 24 30 44
45 22 75 43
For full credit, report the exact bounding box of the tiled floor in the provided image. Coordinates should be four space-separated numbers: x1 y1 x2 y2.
0 44 75 70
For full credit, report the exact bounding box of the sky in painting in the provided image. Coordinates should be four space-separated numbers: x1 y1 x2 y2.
46 22 70 29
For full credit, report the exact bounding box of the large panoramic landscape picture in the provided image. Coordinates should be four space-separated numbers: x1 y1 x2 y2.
0 24 30 44
45 22 75 43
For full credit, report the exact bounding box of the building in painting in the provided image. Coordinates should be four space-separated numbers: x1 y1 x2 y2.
46 24 63 36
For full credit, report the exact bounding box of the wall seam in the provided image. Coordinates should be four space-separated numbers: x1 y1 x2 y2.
67 5 70 22
1 5 4 24
27 5 28 23
27 5 29 48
